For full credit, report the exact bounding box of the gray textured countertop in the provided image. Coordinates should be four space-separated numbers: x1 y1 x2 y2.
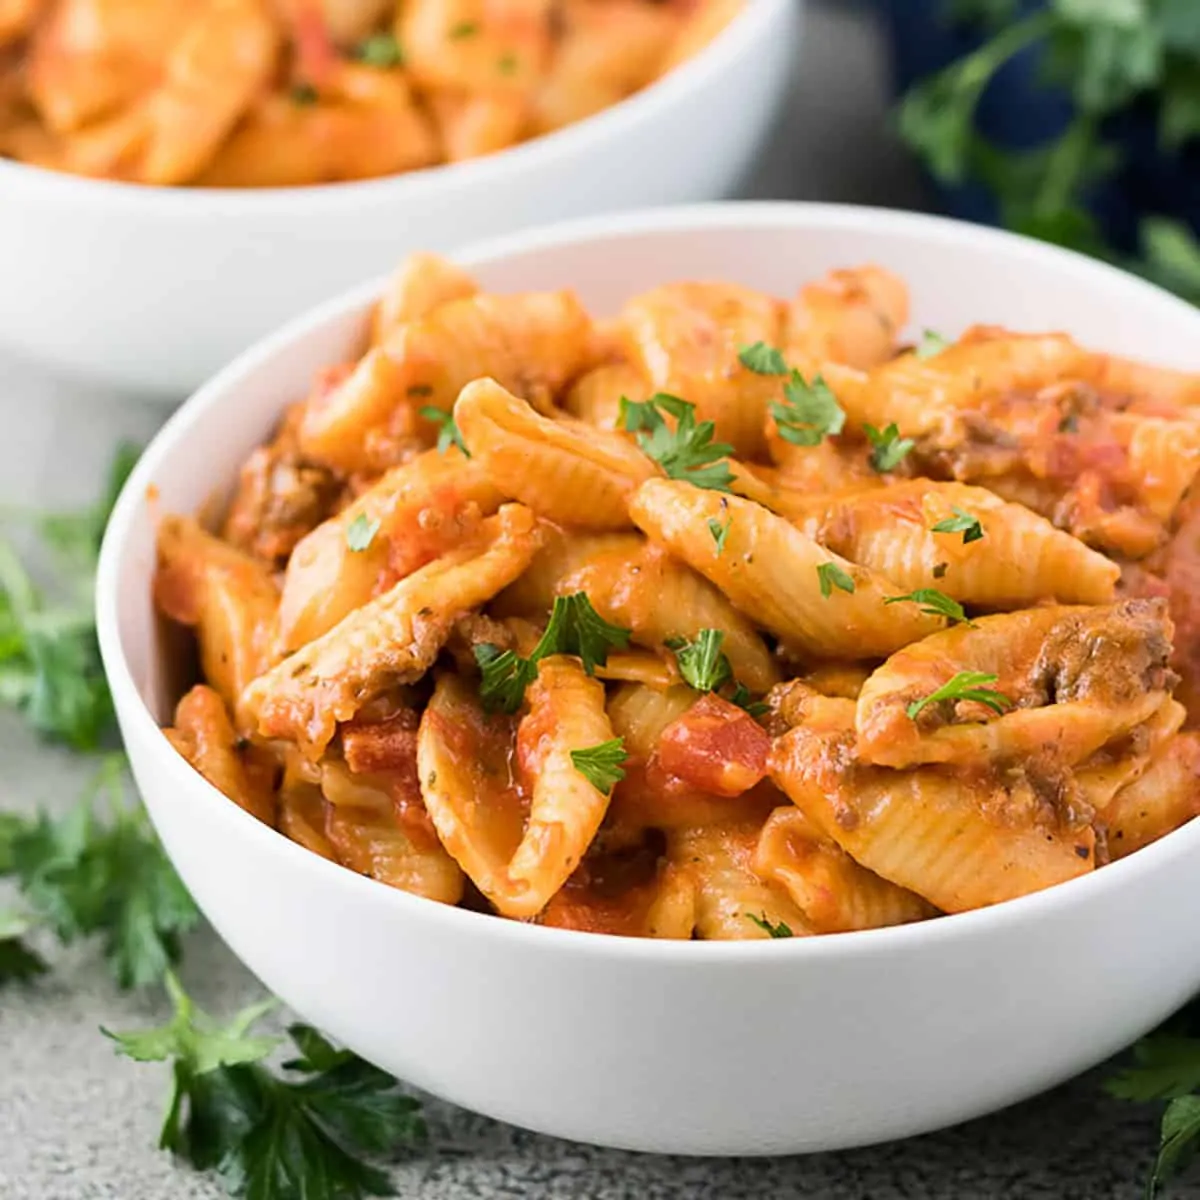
0 3 1186 1196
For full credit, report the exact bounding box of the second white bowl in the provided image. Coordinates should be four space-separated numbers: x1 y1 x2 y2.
0 0 798 398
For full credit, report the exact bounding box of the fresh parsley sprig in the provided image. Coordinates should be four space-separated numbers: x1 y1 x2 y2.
619 394 736 493
419 406 470 458
0 910 47 984
745 913 794 939
864 422 915 473
896 3 1200 304
475 592 631 713
771 373 846 448
1106 1005 1200 1197
0 755 201 989
0 442 138 748
105 972 425 1200
570 739 628 793
906 671 1012 721
885 589 975 626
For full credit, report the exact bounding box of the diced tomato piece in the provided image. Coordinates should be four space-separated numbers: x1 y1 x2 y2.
657 694 769 797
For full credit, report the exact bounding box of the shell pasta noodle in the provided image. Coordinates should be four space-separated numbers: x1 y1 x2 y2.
155 250 1200 940
0 0 743 187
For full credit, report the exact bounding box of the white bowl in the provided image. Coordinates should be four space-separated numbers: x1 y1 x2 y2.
0 0 798 399
98 203 1200 1156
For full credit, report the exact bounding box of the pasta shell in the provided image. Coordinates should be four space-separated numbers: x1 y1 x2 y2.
629 479 946 659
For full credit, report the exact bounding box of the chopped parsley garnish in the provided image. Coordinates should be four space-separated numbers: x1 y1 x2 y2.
619 394 736 493
474 645 533 716
355 32 404 67
497 52 517 75
105 972 426 1199
569 739 628 794
290 82 319 106
667 630 766 712
707 515 732 555
933 562 949 579
669 628 733 694
746 913 793 938
906 671 1012 721
419 406 469 458
864 422 915 473
931 506 984 544
770 372 846 447
737 342 789 376
448 20 479 39
475 592 631 713
916 329 950 360
885 588 974 626
729 683 769 719
345 514 380 553
817 562 855 598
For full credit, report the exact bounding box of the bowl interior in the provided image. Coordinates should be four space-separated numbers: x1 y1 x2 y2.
108 203 1200 730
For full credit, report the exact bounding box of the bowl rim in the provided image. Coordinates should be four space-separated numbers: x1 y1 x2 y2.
97 199 1200 964
0 0 794 211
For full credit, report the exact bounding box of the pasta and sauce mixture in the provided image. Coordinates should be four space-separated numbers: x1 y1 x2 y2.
0 0 738 187
155 252 1200 939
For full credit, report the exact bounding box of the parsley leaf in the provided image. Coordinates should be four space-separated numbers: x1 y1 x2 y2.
3 755 201 989
771 372 846 447
707 515 732 555
737 342 789 376
669 629 733 693
729 683 769 719
355 33 404 68
933 562 949 579
0 442 137 749
915 330 950 360
0 911 47 984
745 913 793 938
896 12 1055 184
345 515 380 553
1108 1034 1200 1103
620 394 736 492
448 19 478 38
290 83 319 106
106 973 425 1198
931 506 984 544
419 406 469 458
570 739 628 793
474 645 535 716
475 593 631 713
885 589 975 626
817 562 855 598
864 422 915 472
906 671 1012 721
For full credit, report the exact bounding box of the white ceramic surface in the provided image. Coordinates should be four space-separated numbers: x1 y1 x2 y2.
0 0 798 399
98 204 1200 1156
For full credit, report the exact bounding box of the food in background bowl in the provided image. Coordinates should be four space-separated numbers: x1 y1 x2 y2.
98 206 1200 1154
0 0 741 186
149 244 1200 940
0 1 797 394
